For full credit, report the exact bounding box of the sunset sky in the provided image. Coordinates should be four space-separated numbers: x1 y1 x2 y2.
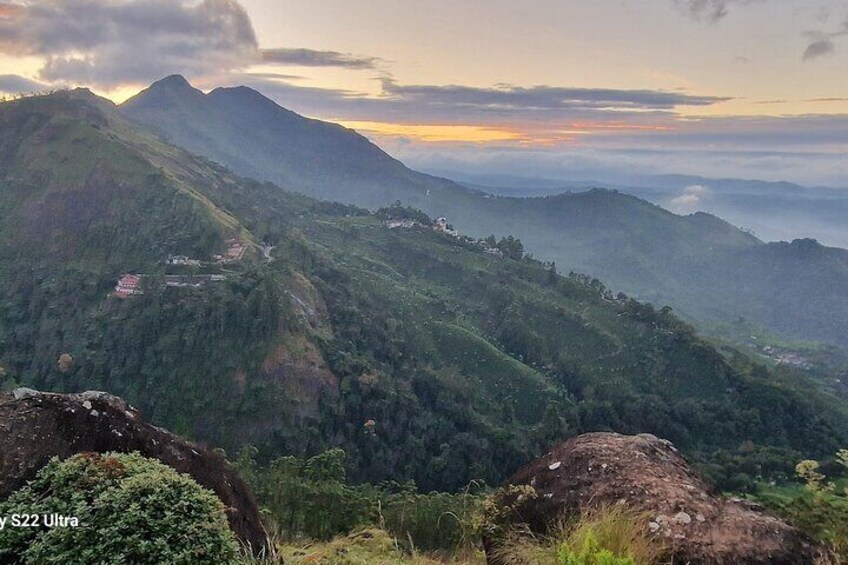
2 0 848 185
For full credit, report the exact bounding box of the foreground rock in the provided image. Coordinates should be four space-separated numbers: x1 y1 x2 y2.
0 389 269 553
486 432 818 565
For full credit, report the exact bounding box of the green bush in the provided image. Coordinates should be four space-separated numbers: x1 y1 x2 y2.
0 452 239 564
757 449 848 560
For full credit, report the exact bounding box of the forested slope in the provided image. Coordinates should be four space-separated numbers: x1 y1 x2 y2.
0 91 844 492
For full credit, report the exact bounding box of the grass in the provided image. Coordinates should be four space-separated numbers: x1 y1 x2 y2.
491 506 667 565
239 528 486 565
245 507 668 565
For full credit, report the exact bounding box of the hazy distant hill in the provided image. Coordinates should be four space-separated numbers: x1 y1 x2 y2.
120 77 848 349
437 169 848 249
3 90 845 490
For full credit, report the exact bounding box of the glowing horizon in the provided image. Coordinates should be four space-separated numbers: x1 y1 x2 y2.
3 0 848 183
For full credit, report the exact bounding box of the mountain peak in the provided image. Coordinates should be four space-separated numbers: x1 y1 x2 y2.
67 87 115 107
151 74 195 91
208 85 282 108
122 75 205 110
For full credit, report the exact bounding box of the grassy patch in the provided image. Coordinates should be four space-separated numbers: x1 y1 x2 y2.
492 507 666 565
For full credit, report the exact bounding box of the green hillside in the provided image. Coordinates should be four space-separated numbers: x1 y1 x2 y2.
0 91 845 492
121 76 848 350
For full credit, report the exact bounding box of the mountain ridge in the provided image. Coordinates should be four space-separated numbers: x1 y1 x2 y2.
120 76 848 349
122 75 472 207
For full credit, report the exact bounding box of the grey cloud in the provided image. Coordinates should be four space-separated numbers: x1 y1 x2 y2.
378 79 729 111
808 97 848 102
675 0 761 22
231 74 729 130
803 38 836 60
591 114 848 150
802 21 848 62
237 71 307 81
261 48 381 69
674 1 843 61
0 74 47 94
0 0 259 87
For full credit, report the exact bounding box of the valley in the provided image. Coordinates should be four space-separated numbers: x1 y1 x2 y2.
1 89 844 496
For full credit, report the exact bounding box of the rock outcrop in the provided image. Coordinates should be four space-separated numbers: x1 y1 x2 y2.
486 432 818 565
0 389 269 553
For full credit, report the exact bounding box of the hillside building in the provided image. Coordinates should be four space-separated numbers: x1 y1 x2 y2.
114 274 143 297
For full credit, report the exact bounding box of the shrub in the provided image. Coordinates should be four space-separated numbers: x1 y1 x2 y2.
789 450 848 558
0 452 239 564
756 448 848 562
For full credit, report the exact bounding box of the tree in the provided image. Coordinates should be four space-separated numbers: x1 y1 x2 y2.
57 353 74 374
496 236 525 260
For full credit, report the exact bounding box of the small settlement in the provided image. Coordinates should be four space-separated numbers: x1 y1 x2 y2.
113 239 249 298
213 239 248 263
384 216 458 236
383 216 503 256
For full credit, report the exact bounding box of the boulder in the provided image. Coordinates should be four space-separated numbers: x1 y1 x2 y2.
0 389 269 553
486 432 819 564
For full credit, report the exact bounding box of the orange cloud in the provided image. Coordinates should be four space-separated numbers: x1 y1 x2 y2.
335 120 526 143
569 122 674 132
0 3 20 18
333 118 674 146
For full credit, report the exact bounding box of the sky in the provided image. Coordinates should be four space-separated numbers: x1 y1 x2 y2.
1 0 848 186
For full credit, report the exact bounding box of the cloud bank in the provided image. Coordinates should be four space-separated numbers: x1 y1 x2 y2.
0 0 390 87
669 184 711 213
0 0 259 87
392 144 848 188
0 74 47 94
379 80 728 111
227 73 730 142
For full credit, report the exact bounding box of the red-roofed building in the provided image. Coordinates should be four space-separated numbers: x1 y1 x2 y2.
115 274 143 297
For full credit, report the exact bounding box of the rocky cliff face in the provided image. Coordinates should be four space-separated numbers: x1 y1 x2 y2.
486 432 818 565
0 389 268 553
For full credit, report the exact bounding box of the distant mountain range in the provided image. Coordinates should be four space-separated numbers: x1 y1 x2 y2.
2 87 845 490
429 169 848 249
121 76 848 349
